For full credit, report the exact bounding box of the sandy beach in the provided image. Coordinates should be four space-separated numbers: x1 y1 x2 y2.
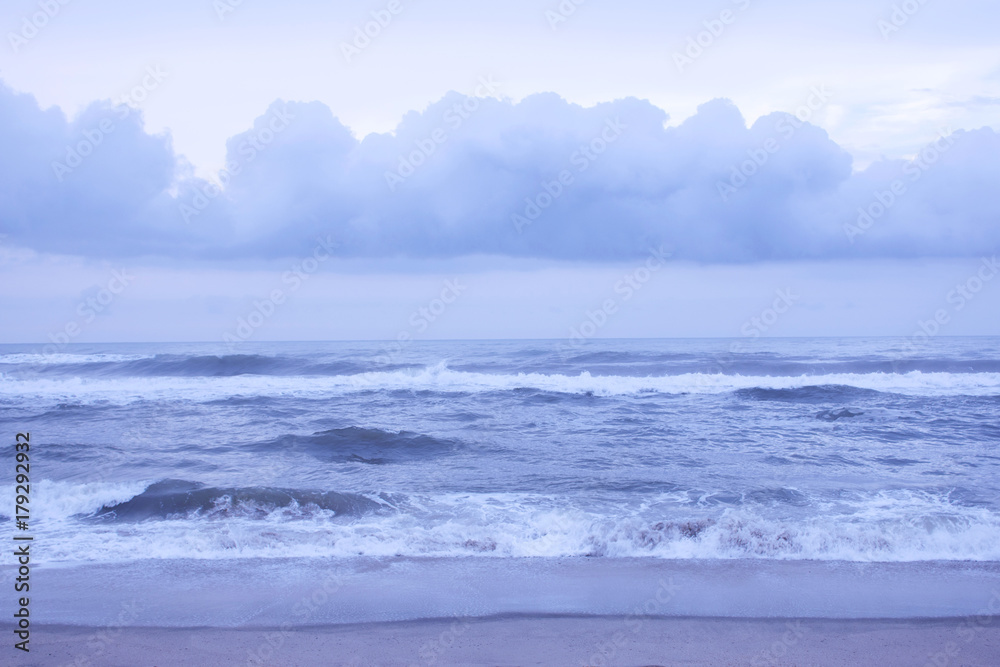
4 557 998 665
11 615 999 667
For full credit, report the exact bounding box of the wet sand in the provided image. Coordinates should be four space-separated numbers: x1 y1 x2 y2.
13 615 1000 667
9 558 1000 665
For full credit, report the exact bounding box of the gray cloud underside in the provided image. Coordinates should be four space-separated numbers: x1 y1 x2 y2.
1 81 998 262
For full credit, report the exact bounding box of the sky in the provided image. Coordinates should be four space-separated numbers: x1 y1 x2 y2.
0 0 998 343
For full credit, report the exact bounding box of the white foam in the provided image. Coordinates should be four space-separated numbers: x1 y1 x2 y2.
0 353 153 365
2 363 998 403
19 483 1000 564
1 479 151 522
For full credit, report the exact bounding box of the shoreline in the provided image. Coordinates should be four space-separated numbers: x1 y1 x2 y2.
14 557 1000 626
8 558 1000 664
11 616 1000 666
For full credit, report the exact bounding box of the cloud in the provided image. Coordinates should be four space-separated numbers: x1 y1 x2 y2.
1 80 998 263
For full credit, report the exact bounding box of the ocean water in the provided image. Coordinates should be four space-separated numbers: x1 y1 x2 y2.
2 337 1000 570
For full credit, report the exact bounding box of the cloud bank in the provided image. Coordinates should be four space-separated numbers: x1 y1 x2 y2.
1 80 998 263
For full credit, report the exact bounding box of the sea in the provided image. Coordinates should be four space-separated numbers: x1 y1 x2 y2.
2 337 1000 625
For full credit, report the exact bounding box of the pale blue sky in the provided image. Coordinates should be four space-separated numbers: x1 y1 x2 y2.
1 0 998 342
3 0 998 174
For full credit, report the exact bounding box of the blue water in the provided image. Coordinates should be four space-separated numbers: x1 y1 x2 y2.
2 337 999 565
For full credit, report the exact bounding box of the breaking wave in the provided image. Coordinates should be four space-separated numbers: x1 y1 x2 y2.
3 363 999 403
20 481 1000 563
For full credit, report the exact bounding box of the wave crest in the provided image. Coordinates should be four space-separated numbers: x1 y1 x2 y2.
86 479 392 522
4 365 1000 402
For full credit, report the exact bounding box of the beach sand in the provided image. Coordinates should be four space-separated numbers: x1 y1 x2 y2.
9 558 1000 665
15 616 1000 667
